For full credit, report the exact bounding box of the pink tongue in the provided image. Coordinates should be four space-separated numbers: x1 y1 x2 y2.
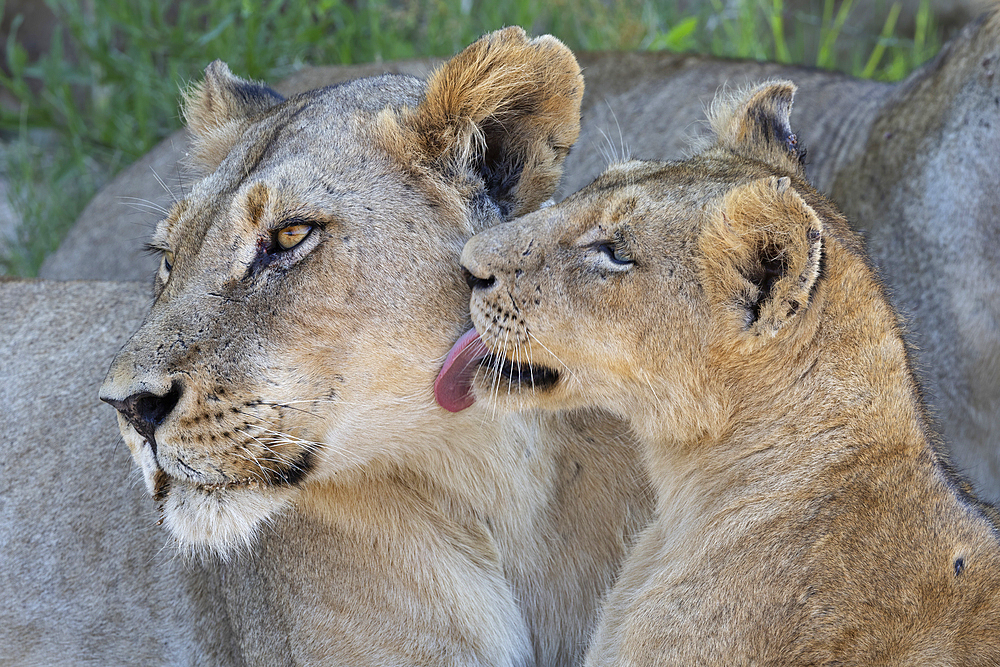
435 328 487 412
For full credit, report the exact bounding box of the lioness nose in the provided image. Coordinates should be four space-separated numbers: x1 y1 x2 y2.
102 383 182 453
463 266 495 291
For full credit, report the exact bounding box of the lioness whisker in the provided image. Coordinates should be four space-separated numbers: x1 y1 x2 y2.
268 399 338 406
118 196 171 216
245 425 320 449
111 433 126 460
231 451 270 485
231 434 278 480
149 166 180 206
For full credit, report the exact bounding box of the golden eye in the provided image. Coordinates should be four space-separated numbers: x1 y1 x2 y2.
162 250 175 271
276 223 312 250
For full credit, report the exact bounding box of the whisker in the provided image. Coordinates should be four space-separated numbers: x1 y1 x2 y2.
525 330 537 395
149 166 179 205
606 101 629 165
527 329 575 378
596 126 615 169
117 196 171 216
493 323 514 420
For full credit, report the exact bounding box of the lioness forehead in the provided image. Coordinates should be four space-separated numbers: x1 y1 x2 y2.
223 74 426 178
155 74 432 254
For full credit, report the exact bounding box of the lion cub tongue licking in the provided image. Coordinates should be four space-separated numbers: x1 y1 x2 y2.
435 328 486 412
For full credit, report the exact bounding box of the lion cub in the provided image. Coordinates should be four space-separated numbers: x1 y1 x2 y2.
444 82 1000 664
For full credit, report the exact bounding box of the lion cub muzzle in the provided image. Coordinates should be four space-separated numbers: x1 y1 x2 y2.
434 260 562 413
460 229 562 400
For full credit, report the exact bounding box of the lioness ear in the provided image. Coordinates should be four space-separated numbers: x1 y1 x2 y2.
706 80 805 176
700 176 823 336
182 60 285 173
394 27 583 220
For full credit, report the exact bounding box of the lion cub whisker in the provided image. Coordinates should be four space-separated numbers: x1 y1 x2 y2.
526 330 574 377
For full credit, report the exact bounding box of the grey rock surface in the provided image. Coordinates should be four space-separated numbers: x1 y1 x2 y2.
0 279 239 665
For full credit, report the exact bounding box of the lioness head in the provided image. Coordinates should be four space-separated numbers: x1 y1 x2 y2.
99 28 583 554
452 81 841 441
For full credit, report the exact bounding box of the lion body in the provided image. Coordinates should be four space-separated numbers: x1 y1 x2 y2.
459 82 1000 665
8 11 1000 661
563 12 1000 503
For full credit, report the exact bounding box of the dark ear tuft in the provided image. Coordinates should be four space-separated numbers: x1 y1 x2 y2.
392 28 584 221
700 177 823 336
705 81 806 176
182 61 285 173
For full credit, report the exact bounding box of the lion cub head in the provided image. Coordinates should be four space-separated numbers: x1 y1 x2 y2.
448 81 833 440
99 28 583 554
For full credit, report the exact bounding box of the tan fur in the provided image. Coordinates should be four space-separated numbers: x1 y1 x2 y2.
181 60 285 175
95 29 650 666
460 81 1000 665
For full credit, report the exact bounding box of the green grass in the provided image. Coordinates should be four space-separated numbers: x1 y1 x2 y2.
0 0 942 275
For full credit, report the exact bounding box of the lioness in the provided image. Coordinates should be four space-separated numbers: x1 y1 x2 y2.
91 29 651 665
448 82 1000 664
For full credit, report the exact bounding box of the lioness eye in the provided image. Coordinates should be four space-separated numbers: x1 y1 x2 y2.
276 224 312 250
163 250 175 272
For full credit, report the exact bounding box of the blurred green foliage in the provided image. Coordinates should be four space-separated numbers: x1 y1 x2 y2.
0 0 941 275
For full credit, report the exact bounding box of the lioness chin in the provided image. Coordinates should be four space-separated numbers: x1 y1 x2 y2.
443 82 1000 664
98 29 650 666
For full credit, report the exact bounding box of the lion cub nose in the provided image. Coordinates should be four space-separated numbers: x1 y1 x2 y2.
102 383 182 453
463 266 496 291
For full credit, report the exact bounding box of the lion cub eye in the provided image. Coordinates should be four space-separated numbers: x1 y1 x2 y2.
275 223 313 250
162 250 175 272
595 241 634 268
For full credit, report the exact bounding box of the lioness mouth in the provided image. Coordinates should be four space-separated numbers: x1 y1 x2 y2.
435 328 559 412
148 445 315 499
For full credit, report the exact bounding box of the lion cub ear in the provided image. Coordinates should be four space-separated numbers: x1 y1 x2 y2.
700 176 823 336
394 27 583 220
706 80 805 176
182 60 285 173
